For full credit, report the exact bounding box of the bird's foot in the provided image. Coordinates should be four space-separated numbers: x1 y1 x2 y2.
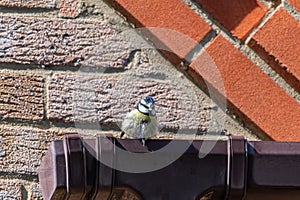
120 131 125 138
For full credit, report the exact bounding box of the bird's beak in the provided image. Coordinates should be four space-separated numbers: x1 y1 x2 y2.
149 109 156 116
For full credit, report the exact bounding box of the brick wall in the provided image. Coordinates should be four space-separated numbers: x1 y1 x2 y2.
0 0 299 199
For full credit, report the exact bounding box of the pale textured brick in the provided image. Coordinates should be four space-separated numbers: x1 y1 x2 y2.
58 0 85 18
48 72 209 132
30 183 43 200
0 16 128 67
0 0 84 18
0 126 64 175
0 0 57 9
0 71 44 120
0 180 22 200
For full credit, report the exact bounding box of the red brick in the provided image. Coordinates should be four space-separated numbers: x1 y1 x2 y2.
249 8 300 93
190 35 300 141
109 0 211 64
0 71 44 121
288 0 300 11
194 0 267 40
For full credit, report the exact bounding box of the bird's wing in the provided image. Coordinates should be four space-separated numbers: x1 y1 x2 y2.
121 111 137 137
143 116 159 138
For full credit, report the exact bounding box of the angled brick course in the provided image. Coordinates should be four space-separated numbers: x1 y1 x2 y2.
249 8 300 93
109 0 300 141
194 0 267 40
190 35 300 141
288 0 300 12
108 0 211 64
0 71 44 121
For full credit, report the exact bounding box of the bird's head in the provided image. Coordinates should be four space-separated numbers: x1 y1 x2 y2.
137 96 156 116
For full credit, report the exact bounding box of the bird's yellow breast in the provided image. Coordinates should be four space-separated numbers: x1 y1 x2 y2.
130 109 151 124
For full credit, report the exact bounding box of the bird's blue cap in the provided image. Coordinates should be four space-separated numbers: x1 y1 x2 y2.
144 96 155 104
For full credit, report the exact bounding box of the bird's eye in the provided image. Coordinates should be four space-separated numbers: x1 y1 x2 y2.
140 103 149 109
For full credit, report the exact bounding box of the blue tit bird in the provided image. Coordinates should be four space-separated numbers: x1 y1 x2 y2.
121 96 159 146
